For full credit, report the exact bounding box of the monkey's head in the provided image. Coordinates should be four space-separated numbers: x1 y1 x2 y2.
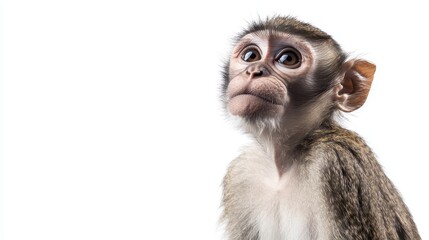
222 16 376 132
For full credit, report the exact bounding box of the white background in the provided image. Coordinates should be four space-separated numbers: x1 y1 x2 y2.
1 0 428 239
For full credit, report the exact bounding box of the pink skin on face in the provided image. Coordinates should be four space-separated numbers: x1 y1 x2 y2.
226 31 315 119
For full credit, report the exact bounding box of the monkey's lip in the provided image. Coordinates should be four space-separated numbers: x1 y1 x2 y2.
230 92 283 106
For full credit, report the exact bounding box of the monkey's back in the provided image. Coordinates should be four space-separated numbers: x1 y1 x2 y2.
302 122 421 240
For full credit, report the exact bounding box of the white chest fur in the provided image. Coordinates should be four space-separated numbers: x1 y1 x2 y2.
225 143 329 240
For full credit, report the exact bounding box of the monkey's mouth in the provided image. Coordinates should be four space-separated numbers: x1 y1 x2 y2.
230 92 283 106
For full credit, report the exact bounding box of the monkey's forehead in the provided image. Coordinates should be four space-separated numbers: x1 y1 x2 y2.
237 30 305 43
233 31 313 54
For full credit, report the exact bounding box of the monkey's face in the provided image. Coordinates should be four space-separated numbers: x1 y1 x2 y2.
226 31 315 121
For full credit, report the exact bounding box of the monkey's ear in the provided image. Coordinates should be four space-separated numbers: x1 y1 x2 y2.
335 60 376 112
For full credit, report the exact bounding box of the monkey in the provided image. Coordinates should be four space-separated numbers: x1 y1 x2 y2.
220 16 421 240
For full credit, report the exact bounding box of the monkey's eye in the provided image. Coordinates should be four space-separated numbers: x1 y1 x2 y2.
276 48 301 68
241 48 261 62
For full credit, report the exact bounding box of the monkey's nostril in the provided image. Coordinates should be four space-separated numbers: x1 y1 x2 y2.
253 70 263 77
246 69 264 77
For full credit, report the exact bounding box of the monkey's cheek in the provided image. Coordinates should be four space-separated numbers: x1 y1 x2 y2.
228 95 284 118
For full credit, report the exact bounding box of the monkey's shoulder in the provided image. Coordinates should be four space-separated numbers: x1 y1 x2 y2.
300 124 374 158
298 124 384 181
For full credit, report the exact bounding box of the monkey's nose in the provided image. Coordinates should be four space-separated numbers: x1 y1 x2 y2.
246 65 268 78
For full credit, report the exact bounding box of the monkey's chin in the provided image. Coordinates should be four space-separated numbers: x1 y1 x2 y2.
228 94 284 119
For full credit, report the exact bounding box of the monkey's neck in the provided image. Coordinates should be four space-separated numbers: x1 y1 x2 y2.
254 115 334 177
256 128 305 176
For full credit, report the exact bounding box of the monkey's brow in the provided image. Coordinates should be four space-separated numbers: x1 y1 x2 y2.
233 39 256 54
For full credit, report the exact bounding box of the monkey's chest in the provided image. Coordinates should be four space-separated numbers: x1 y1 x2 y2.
225 152 319 239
